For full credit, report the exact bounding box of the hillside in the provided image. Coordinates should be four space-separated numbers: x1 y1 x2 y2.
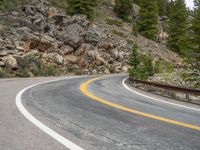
0 0 183 78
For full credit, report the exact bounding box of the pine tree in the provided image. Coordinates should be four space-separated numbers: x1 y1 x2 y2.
133 0 141 6
167 0 189 54
129 43 140 69
158 0 168 16
67 0 98 20
137 0 159 40
129 43 155 79
186 0 200 87
114 0 133 21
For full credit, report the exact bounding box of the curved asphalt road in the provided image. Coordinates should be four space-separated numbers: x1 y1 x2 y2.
0 74 200 150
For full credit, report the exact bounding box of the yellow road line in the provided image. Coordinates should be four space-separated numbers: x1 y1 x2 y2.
80 77 200 131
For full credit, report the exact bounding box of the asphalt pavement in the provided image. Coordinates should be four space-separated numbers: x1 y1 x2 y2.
0 74 200 150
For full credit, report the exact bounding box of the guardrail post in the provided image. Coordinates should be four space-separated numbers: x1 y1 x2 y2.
186 93 190 101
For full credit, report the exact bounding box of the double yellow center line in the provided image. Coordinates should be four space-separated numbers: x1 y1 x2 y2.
80 77 200 131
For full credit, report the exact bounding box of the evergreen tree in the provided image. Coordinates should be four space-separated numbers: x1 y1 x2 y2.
167 0 189 54
67 0 98 20
158 0 168 16
137 0 159 40
133 0 141 6
186 0 200 87
129 43 140 69
129 43 154 80
114 0 133 21
142 54 154 77
128 43 141 79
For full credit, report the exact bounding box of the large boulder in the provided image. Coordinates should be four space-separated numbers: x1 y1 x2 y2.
60 45 74 55
0 50 8 57
19 31 40 51
0 61 5 67
86 50 107 66
62 24 85 49
2 55 18 69
37 35 57 52
64 55 78 64
75 43 94 56
44 53 64 65
16 41 31 52
85 26 102 45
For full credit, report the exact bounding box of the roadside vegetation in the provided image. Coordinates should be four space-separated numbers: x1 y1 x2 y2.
128 43 174 80
0 54 62 78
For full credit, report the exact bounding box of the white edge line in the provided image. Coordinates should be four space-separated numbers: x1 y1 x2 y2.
122 77 200 112
16 76 85 150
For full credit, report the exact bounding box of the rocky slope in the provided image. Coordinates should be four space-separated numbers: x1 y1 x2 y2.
0 0 182 77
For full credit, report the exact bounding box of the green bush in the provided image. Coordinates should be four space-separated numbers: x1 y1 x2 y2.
0 68 6 78
16 68 31 77
128 43 154 80
16 54 62 77
154 59 174 73
45 65 61 76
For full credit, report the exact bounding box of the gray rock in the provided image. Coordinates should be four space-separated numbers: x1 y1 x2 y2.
44 53 64 65
50 14 66 25
60 45 74 55
64 15 89 27
0 50 8 57
2 55 18 69
92 69 97 75
7 50 15 55
0 61 5 67
75 43 93 56
33 14 44 25
62 24 85 49
85 27 101 45
64 55 78 64
37 35 57 52
22 6 35 16
21 33 40 49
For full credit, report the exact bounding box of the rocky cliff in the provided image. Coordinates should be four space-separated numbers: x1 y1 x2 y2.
0 0 182 77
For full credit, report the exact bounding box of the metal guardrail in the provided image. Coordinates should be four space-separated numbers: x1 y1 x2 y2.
129 77 200 101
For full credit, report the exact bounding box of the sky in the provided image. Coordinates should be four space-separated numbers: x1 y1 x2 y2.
185 0 194 9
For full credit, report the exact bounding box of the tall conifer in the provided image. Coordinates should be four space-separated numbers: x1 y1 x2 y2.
114 0 133 21
186 0 200 87
167 0 189 54
137 0 159 40
67 0 98 20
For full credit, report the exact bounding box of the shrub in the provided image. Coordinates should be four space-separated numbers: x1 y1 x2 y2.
0 68 6 78
154 59 174 73
16 54 62 77
45 65 61 76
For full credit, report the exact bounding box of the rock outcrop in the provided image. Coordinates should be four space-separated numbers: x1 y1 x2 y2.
0 0 182 76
